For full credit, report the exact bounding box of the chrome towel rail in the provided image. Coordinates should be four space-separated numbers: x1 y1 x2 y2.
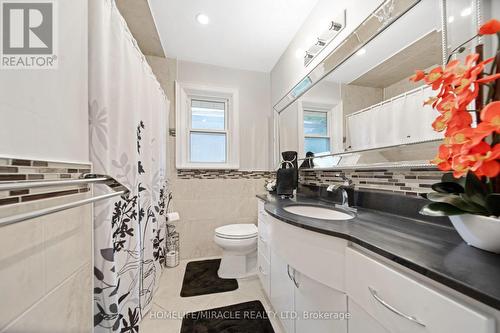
0 173 129 228
0 177 110 191
0 191 126 228
0 173 116 191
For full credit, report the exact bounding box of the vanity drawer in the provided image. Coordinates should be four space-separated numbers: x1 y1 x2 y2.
258 216 271 261
258 252 270 297
345 247 494 333
258 199 266 214
348 298 390 333
258 233 270 261
268 215 346 292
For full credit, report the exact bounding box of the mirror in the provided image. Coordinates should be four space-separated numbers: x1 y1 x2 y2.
275 0 465 170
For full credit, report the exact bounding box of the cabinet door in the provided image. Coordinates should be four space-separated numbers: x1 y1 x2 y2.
294 270 348 333
258 252 270 298
346 248 494 333
270 250 295 333
348 298 389 333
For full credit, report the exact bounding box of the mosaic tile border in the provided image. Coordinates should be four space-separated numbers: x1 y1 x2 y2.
0 157 91 206
299 168 442 196
177 169 275 180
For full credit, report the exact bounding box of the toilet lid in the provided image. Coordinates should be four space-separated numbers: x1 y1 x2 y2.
215 224 258 239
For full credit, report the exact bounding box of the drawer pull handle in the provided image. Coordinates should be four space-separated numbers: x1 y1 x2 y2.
287 265 294 281
292 271 300 289
368 287 425 327
287 265 300 288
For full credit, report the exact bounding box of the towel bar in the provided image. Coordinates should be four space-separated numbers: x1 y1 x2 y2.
0 173 129 227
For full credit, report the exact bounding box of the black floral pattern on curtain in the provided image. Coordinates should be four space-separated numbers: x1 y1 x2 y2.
93 121 171 332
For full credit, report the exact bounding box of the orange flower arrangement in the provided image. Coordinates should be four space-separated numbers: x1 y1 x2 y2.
410 19 500 180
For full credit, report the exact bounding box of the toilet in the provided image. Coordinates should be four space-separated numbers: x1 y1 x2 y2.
214 224 258 279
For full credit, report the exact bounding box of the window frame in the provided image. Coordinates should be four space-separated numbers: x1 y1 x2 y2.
188 96 228 163
176 82 239 169
298 102 334 156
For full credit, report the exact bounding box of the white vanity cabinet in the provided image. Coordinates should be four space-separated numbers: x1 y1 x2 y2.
270 250 296 333
346 247 495 333
270 250 348 333
256 201 495 333
257 199 271 297
257 199 348 333
294 269 348 333
348 298 390 333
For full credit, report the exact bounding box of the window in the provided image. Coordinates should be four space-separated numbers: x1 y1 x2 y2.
303 109 331 155
190 99 227 163
176 82 239 169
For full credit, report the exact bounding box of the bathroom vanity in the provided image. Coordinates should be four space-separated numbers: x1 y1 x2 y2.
264 0 500 331
257 193 500 333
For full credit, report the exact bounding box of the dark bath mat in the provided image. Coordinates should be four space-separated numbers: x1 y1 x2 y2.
181 300 275 333
180 259 238 297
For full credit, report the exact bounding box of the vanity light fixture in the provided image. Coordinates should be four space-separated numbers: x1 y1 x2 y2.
295 48 306 59
303 10 346 66
196 13 210 25
460 7 472 17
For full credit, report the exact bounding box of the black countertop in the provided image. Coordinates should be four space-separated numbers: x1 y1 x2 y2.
257 193 500 310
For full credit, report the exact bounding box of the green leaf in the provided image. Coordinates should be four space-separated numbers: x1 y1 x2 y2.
419 202 466 216
426 192 486 213
431 182 464 194
486 194 500 216
442 172 466 187
464 172 489 206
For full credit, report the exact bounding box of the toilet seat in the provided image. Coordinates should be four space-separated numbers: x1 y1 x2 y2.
215 224 258 239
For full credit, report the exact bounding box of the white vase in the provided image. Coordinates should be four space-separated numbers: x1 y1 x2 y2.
449 214 500 254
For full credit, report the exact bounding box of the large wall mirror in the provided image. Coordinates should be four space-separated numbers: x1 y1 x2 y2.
276 0 481 170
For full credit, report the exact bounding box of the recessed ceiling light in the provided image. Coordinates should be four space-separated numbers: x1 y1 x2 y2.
196 13 210 25
356 48 366 56
448 16 455 23
460 7 472 17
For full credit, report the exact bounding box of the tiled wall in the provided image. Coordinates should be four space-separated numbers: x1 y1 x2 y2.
170 170 273 259
0 158 91 206
299 168 442 196
177 169 274 180
0 157 93 332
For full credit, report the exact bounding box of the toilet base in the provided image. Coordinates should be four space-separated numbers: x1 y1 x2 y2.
218 251 257 279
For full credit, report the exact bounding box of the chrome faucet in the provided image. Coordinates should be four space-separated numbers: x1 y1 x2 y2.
327 174 356 212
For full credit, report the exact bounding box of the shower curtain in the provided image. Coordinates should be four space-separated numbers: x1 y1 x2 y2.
89 0 170 332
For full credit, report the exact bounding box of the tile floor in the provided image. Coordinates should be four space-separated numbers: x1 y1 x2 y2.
140 257 283 333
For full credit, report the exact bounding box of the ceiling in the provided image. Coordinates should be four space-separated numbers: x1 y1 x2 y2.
350 30 442 88
148 0 319 72
116 0 164 57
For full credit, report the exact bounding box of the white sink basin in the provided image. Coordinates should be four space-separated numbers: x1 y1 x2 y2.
283 205 354 220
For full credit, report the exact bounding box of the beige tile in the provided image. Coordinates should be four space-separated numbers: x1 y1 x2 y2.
4 265 92 333
43 200 92 291
0 192 93 331
0 217 45 330
178 219 222 259
141 303 183 333
0 192 91 219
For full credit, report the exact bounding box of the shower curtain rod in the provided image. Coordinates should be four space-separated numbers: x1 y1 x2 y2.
0 173 129 228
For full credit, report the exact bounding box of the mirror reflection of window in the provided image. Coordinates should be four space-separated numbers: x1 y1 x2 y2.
303 110 331 155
